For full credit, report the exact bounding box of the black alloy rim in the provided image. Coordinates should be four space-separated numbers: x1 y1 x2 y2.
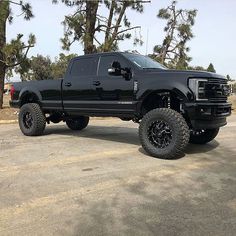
148 120 173 148
23 112 33 129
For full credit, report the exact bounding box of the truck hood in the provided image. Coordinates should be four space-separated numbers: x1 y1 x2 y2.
165 69 225 79
135 69 227 101
140 69 226 80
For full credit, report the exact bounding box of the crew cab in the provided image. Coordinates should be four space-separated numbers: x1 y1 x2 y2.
10 52 232 159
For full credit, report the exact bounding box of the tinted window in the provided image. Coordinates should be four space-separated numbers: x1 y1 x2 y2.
98 55 127 76
70 57 97 76
123 53 166 69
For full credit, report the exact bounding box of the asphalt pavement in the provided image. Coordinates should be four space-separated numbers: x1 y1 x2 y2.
0 115 236 236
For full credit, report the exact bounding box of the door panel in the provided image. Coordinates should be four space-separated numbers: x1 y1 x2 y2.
62 56 98 111
94 55 135 113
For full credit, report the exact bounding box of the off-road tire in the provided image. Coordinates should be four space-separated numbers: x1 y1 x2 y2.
66 116 89 130
19 103 46 136
189 128 219 144
139 108 190 159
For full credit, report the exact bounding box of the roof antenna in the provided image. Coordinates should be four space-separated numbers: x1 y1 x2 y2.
145 28 149 55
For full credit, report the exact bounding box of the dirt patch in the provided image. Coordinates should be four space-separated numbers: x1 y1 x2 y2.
0 108 18 121
0 95 18 121
229 95 236 113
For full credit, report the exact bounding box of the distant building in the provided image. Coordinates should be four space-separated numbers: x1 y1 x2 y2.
228 81 236 94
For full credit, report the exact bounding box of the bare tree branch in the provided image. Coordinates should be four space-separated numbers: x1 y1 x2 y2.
1 44 34 68
7 0 22 6
117 26 141 35
105 0 115 42
93 36 101 46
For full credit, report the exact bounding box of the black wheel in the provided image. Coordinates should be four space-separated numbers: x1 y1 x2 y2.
19 103 46 136
139 108 190 159
189 128 219 144
66 116 89 130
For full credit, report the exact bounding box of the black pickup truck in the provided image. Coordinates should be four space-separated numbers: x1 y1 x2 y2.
10 52 231 159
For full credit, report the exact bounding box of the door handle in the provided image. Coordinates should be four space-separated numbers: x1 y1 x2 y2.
64 82 72 87
93 81 101 86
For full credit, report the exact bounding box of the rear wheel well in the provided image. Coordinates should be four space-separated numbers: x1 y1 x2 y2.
20 93 40 107
140 91 182 116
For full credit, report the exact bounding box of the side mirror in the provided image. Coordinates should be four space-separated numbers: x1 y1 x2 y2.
108 61 122 76
108 61 132 80
108 68 116 74
111 61 121 70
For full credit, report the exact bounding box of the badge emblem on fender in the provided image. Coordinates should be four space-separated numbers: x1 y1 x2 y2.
134 81 138 92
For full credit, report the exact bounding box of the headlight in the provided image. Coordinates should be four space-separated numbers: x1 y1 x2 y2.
221 84 231 96
188 78 208 101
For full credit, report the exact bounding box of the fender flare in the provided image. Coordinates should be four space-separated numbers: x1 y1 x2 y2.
136 88 189 115
19 87 42 106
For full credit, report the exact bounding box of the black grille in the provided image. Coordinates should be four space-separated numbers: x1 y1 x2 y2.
208 78 227 84
205 78 228 102
209 97 228 102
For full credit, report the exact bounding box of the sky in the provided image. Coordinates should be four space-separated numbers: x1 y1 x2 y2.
6 0 236 81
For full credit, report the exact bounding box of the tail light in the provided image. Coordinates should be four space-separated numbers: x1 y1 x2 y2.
10 85 15 100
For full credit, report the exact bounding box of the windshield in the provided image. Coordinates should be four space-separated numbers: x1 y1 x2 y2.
123 53 166 70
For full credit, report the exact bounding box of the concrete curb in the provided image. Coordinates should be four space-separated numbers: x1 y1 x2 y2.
0 120 18 124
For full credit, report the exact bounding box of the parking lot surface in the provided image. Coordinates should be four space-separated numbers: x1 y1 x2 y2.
0 115 236 236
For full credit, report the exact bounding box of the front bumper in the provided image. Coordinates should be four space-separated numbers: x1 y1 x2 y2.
184 102 231 129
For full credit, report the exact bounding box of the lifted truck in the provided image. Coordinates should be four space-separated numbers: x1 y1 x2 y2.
10 52 231 159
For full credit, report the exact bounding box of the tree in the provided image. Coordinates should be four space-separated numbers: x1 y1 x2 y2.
20 53 77 81
51 53 77 79
152 1 197 69
30 55 53 81
21 55 53 81
207 63 216 73
188 65 206 71
226 74 232 81
53 0 150 54
0 0 34 109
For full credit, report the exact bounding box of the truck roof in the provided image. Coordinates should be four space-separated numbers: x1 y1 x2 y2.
73 51 138 60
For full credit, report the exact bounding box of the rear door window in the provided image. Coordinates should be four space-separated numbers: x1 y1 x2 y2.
70 57 97 77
